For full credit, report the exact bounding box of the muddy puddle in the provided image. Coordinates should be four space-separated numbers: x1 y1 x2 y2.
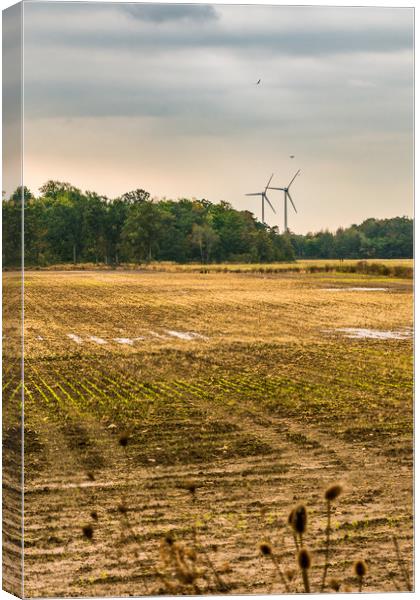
165 330 207 340
56 330 209 346
336 327 412 340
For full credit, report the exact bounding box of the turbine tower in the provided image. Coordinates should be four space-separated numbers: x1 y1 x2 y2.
245 174 276 224
269 170 300 232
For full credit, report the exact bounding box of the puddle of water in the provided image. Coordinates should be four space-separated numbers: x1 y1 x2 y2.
114 337 134 345
67 333 83 344
65 331 209 346
89 336 107 345
166 330 207 340
35 480 119 491
323 287 388 292
149 331 168 339
336 327 412 340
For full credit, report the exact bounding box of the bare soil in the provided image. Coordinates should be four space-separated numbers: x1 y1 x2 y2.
3 269 413 596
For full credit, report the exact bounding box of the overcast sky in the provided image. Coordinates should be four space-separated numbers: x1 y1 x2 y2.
20 1 413 233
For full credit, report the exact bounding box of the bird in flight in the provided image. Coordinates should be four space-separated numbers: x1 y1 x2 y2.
256 79 261 85
290 155 295 159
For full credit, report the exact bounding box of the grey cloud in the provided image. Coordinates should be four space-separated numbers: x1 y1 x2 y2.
23 3 413 58
121 3 218 22
23 72 412 141
20 4 413 229
23 5 412 133
24 24 412 57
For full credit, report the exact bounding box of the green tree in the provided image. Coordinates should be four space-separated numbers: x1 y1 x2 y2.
122 200 169 261
39 180 81 200
11 185 33 203
121 189 150 205
2 180 412 266
191 222 219 263
2 196 22 266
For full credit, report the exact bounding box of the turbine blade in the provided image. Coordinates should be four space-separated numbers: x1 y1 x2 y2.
268 187 286 191
264 173 274 192
245 193 262 196
287 191 297 213
264 193 276 214
287 169 301 189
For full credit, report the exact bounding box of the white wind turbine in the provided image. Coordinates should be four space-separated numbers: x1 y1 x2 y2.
245 174 276 224
268 170 300 232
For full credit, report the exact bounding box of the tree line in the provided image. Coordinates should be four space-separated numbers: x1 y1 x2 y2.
2 181 413 266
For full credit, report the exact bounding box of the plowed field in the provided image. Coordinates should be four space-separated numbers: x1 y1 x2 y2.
3 268 413 596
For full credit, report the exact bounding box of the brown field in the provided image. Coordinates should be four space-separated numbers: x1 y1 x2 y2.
3 266 413 596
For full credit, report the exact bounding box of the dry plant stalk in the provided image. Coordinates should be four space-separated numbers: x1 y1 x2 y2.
297 548 311 593
392 534 412 591
259 543 291 593
289 504 307 549
321 483 343 591
186 481 230 593
159 536 202 594
354 560 367 593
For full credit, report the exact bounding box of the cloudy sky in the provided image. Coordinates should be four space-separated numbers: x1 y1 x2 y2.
20 1 413 233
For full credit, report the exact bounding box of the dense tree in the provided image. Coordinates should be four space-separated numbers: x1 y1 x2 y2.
121 198 171 261
120 189 151 205
2 182 413 267
2 195 21 265
104 198 130 264
39 180 81 200
289 217 413 261
191 222 219 263
11 186 33 203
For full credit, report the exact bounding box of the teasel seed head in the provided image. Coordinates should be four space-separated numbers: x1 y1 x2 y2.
259 542 273 556
325 483 343 502
291 504 307 534
119 434 129 447
354 560 367 578
186 481 197 496
82 524 94 540
297 548 311 570
117 503 128 514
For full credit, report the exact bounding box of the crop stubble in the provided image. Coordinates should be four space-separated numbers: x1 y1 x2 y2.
3 268 413 595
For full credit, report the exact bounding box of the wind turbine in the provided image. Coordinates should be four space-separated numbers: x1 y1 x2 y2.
245 174 276 224
268 170 300 232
